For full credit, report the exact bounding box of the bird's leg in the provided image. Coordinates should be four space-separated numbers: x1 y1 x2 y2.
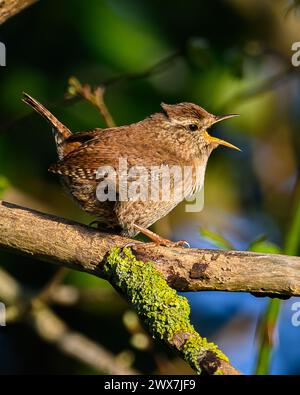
133 224 190 248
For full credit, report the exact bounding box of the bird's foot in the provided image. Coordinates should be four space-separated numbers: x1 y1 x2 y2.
133 224 190 248
156 239 190 248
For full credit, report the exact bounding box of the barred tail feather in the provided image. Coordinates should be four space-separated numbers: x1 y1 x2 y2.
22 92 71 159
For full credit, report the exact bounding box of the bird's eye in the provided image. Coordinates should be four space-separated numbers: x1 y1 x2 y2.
188 124 198 132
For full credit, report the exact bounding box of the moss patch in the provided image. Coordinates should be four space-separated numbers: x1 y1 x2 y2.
103 247 229 374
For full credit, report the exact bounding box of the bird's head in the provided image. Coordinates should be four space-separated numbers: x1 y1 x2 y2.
161 102 240 153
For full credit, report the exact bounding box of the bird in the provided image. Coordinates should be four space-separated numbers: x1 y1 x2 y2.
23 92 239 247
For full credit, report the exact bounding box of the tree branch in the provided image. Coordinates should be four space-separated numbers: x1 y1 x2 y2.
0 0 37 24
0 201 299 298
0 201 244 374
103 247 239 375
1 200 299 374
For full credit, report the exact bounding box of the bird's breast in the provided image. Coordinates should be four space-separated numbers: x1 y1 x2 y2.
190 159 208 197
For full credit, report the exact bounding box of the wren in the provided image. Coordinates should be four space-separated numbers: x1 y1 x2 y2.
23 93 239 247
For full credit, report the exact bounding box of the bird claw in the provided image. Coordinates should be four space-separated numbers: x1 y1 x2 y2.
173 240 190 248
132 224 190 248
157 239 190 248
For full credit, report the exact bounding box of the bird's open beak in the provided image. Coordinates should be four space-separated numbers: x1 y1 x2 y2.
205 113 241 151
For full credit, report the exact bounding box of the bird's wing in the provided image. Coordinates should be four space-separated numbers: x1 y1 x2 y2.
49 125 184 180
59 128 104 157
65 128 104 144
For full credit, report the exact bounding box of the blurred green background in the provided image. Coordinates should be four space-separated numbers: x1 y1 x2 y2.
0 0 300 374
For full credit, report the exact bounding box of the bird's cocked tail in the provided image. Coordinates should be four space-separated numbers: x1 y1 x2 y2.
22 92 72 159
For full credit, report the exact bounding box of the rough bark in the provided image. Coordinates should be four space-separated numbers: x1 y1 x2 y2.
0 0 37 24
0 201 299 298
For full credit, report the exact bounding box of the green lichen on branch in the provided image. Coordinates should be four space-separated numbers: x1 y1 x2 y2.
103 246 229 374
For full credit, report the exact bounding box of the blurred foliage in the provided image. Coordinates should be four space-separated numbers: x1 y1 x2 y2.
255 298 282 375
0 0 300 374
0 175 9 197
253 187 300 374
249 237 282 375
199 227 233 250
248 236 281 254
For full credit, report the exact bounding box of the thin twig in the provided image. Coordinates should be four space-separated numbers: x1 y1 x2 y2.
36 267 68 304
68 77 116 127
0 52 181 133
